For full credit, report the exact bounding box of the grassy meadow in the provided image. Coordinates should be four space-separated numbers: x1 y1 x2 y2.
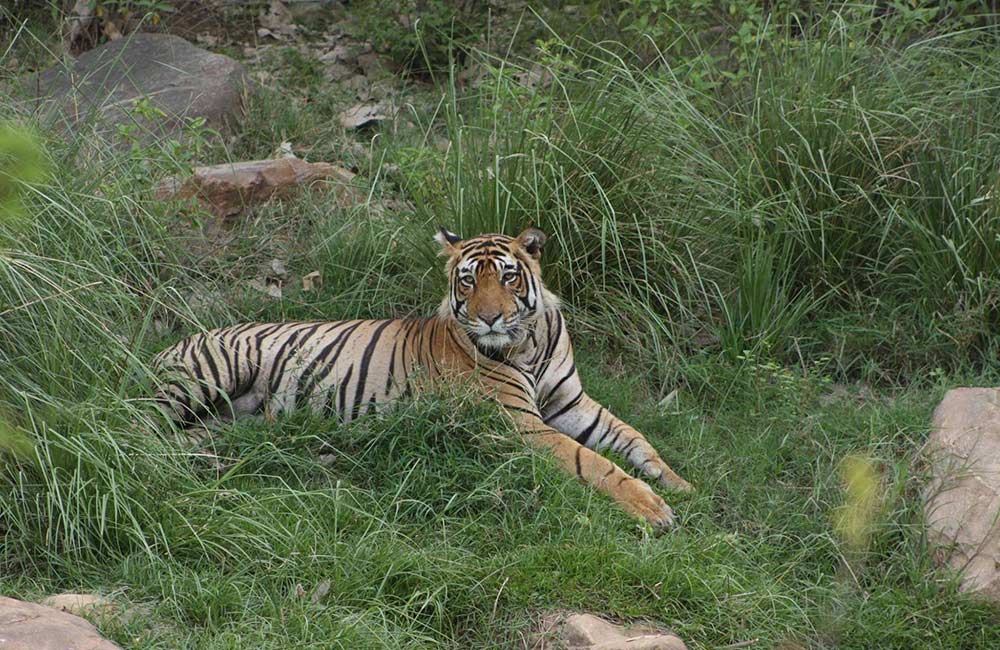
1 2 999 648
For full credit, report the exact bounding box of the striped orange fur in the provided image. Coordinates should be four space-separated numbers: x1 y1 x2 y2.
153 227 692 528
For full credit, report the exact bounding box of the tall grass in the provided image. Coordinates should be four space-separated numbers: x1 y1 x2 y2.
375 15 1000 382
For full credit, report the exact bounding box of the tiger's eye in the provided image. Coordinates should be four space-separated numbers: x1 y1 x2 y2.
502 272 518 285
460 276 475 288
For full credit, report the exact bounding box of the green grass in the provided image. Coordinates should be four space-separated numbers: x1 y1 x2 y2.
2 4 1000 649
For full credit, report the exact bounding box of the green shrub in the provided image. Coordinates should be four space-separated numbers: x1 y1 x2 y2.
352 0 489 73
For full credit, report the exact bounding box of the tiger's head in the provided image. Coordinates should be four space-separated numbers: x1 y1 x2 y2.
435 226 556 352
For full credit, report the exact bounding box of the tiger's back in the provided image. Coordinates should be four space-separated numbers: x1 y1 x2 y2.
154 317 461 424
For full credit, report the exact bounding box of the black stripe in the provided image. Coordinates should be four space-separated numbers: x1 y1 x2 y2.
574 409 603 444
186 345 216 407
503 403 543 418
351 320 396 420
293 321 329 352
545 389 583 421
528 316 548 365
337 364 354 419
542 362 575 406
267 329 305 396
199 338 223 392
254 323 288 344
226 322 260 342
385 339 398 394
215 334 234 387
423 319 443 378
178 335 193 358
597 422 619 446
398 318 422 380
498 390 535 408
574 446 583 477
295 321 363 400
535 310 562 378
268 322 327 398
230 338 243 394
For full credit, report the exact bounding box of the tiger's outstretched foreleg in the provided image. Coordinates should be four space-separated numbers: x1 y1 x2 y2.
543 392 693 493
512 412 675 529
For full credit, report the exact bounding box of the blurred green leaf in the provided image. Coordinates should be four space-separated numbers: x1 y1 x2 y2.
0 121 48 229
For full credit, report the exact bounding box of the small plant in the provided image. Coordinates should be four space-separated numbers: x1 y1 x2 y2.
352 0 488 73
113 98 215 187
614 0 781 82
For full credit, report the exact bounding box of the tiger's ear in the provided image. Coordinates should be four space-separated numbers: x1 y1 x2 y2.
516 227 546 259
434 226 462 255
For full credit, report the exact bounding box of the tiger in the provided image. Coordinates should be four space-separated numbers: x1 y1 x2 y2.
153 227 693 528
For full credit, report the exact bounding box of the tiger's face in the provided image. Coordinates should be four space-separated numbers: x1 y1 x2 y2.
435 227 549 352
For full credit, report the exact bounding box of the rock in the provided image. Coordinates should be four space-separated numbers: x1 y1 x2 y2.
23 33 251 147
64 0 97 54
39 593 116 619
357 52 392 79
339 102 391 129
259 0 297 40
153 157 357 218
248 277 283 300
323 63 354 82
0 596 122 650
320 44 353 64
514 64 554 90
924 387 1000 603
302 271 322 292
309 579 331 604
533 612 686 650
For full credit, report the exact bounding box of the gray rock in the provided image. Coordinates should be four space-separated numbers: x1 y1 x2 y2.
924 387 1000 603
21 33 251 146
0 595 122 650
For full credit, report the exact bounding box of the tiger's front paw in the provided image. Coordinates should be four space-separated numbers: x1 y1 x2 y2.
620 478 675 530
656 465 694 493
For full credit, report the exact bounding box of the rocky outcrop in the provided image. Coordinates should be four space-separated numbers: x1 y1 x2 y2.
23 33 251 146
924 387 1000 603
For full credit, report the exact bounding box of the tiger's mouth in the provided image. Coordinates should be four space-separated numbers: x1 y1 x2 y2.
465 320 528 352
473 331 514 350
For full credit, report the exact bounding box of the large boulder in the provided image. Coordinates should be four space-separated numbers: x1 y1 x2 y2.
924 387 1000 602
22 33 251 146
0 596 121 650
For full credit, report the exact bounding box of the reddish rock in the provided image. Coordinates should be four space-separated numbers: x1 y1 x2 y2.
154 157 357 217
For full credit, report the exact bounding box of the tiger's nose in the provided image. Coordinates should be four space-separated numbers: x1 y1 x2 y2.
479 312 501 327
